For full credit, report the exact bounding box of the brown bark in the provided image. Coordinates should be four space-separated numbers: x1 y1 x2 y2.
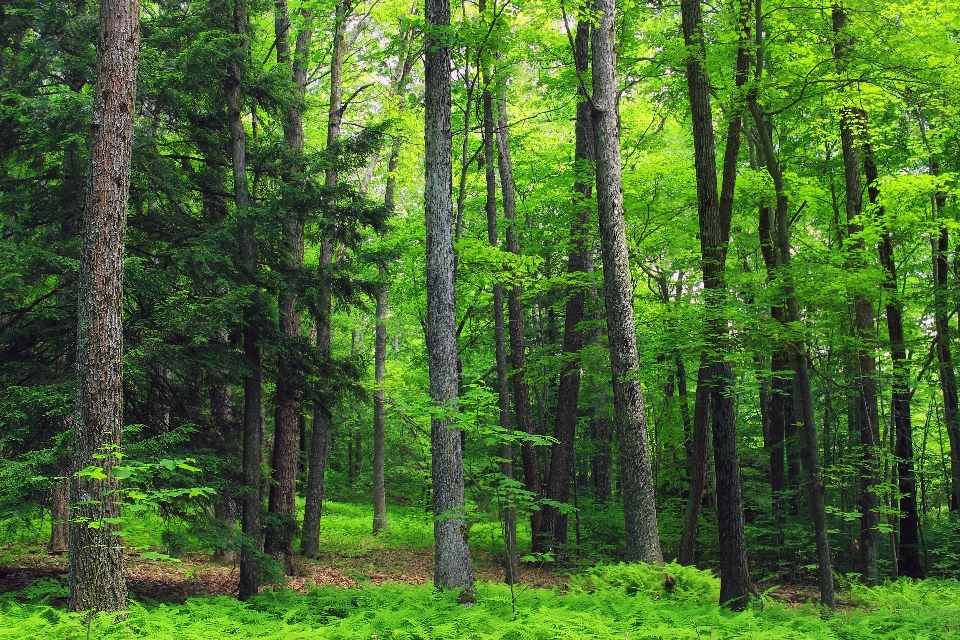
592 0 662 565
541 19 595 558
425 0 474 600
496 92 543 553
68 0 140 614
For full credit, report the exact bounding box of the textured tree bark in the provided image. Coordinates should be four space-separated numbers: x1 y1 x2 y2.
541 19 594 559
481 59 519 582
591 0 662 565
679 0 751 608
68 0 139 614
301 0 350 558
265 0 313 574
863 143 923 578
425 0 474 601
496 92 543 553
49 468 70 554
831 7 881 585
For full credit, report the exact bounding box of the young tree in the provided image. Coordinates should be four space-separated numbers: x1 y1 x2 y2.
68 0 140 614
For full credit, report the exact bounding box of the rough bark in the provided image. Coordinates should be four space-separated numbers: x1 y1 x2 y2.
541 19 595 558
425 0 474 600
863 143 923 578
496 91 543 553
592 0 662 565
68 0 139 614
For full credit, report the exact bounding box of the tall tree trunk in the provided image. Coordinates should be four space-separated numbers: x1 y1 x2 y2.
481 45 519 582
591 0 662 565
265 0 313 575
541 19 595 559
301 0 350 558
831 7 881 585
680 0 751 608
68 0 139 614
425 0 474 601
496 90 544 553
863 143 923 578
749 92 834 607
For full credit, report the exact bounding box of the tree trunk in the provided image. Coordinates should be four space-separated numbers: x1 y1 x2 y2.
591 0 662 565
49 469 69 554
678 358 710 566
481 46 519 581
541 19 595 559
496 90 544 554
425 0 474 601
301 0 349 558
680 0 751 608
748 90 834 607
68 0 139 614
863 143 923 578
265 0 313 575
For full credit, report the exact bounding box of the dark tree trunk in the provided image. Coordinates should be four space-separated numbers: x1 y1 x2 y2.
748 88 834 608
592 0 662 565
425 0 474 600
678 358 710 566
266 0 313 574
541 19 595 558
68 0 139 614
302 0 349 557
496 92 543 554
863 144 923 578
680 0 751 608
481 47 519 581
831 7 881 585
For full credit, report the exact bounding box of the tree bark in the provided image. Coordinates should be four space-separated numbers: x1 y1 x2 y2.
678 358 710 566
425 0 474 601
541 19 595 559
591 0 662 565
68 0 139 614
496 91 543 554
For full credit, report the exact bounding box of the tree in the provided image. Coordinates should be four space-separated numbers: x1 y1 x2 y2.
68 0 140 614
425 0 475 601
591 0 662 565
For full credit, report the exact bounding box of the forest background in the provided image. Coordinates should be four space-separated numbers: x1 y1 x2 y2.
2 0 960 625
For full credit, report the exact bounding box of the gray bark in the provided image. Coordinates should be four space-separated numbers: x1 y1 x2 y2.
425 0 474 600
591 0 662 565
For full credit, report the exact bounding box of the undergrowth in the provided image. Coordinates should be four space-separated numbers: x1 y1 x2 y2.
1 564 958 639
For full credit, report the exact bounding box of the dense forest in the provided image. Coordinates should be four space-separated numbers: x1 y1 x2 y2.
2 0 960 631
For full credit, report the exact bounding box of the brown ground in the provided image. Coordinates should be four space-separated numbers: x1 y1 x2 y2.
0 546 566 603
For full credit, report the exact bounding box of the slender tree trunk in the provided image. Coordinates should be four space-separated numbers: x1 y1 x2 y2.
496 90 543 553
301 0 349 557
592 0 662 565
864 143 923 578
265 0 313 574
481 47 518 582
678 358 710 566
425 0 474 600
680 0 751 607
68 0 139 614
541 19 595 559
